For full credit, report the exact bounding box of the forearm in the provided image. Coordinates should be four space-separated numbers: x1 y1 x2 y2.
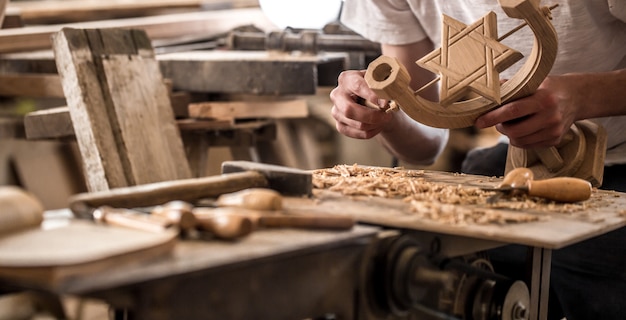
373 41 449 165
569 68 626 120
376 111 449 165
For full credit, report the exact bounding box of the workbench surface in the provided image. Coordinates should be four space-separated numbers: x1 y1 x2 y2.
288 170 626 250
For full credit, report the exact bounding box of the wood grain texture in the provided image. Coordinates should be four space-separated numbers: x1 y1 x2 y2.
365 0 558 128
288 169 626 249
53 28 191 192
188 99 309 121
0 73 64 98
506 120 608 186
0 8 272 54
0 221 177 291
8 0 259 24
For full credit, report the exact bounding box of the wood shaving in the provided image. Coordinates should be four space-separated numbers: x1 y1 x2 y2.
313 164 596 225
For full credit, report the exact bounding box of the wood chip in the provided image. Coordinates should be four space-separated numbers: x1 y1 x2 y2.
313 164 599 226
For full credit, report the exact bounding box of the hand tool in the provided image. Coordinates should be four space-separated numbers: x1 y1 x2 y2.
69 161 311 219
199 207 355 231
93 206 174 233
192 207 254 240
215 188 283 211
482 167 592 203
0 186 44 235
150 201 198 232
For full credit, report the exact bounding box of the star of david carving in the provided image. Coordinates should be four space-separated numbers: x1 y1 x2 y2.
417 11 523 106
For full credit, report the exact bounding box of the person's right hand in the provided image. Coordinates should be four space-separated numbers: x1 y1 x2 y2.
330 70 393 139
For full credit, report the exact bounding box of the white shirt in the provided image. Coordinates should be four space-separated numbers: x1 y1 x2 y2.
341 0 626 165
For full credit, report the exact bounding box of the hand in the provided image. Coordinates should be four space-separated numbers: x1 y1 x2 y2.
475 75 579 149
330 70 393 139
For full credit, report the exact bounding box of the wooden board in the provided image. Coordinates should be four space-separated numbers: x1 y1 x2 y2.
0 73 64 98
53 28 192 192
0 220 177 291
188 99 309 121
285 170 626 249
0 8 273 54
158 51 347 95
7 0 258 24
4 219 376 294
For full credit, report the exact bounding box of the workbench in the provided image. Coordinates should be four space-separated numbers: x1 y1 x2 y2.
1 169 624 320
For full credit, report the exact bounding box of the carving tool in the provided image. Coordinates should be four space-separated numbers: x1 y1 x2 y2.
93 206 174 233
482 168 592 203
215 188 283 211
192 207 254 240
69 161 311 219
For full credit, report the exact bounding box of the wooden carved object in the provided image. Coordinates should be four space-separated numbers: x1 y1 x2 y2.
365 0 606 185
366 0 557 129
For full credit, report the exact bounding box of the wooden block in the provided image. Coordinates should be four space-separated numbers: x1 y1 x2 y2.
0 74 64 98
188 99 309 121
0 220 177 291
24 107 74 140
12 140 86 210
505 120 607 187
53 28 192 192
158 51 346 95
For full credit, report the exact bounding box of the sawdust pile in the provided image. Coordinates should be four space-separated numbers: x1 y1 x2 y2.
313 164 592 225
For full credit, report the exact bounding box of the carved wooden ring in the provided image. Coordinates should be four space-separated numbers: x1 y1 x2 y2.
365 0 557 129
509 123 587 177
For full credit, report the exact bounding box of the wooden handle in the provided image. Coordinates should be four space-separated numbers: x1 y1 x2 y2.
93 206 173 233
193 208 253 240
0 186 44 234
69 171 268 215
151 201 198 231
216 188 283 211
529 177 592 203
500 167 533 188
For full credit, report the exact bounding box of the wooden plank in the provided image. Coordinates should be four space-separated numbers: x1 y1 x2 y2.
11 140 86 210
188 99 309 120
158 51 346 95
0 0 6 29
24 107 74 140
0 8 273 54
53 28 192 192
0 221 178 290
287 170 626 250
0 73 64 98
0 51 347 95
7 0 259 25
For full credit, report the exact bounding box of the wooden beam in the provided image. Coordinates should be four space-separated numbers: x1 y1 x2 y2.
0 8 273 54
24 107 73 140
188 99 309 121
159 51 346 95
53 28 192 191
8 0 260 25
0 73 64 98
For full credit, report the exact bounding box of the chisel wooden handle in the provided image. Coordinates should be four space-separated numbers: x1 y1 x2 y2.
93 206 173 233
216 188 283 211
192 207 253 240
528 177 592 203
69 171 268 217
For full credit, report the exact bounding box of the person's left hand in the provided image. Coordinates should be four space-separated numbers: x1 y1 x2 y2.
474 75 579 149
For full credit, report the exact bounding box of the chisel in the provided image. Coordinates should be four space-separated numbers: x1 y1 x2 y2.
482 168 592 203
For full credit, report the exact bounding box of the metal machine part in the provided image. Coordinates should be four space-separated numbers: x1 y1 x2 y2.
363 234 530 320
226 30 381 54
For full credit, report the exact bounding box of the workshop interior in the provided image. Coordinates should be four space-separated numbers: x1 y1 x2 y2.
0 0 623 320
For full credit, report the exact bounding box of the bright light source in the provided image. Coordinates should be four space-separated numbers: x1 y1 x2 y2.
259 0 343 30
